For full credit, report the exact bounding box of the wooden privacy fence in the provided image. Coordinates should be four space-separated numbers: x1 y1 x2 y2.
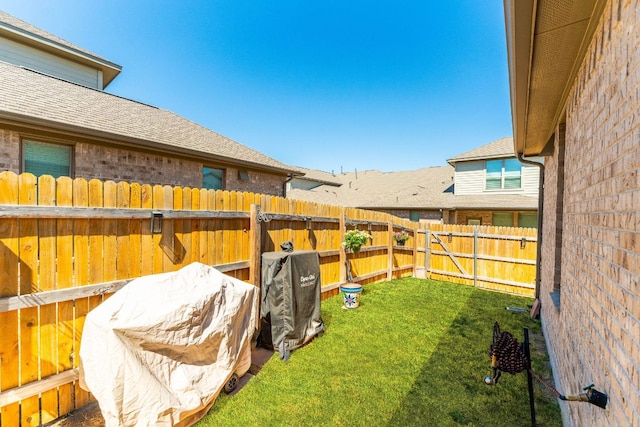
426 223 537 296
0 172 537 426
0 172 417 426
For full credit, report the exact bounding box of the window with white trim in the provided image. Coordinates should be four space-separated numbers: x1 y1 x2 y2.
485 158 522 190
22 140 72 178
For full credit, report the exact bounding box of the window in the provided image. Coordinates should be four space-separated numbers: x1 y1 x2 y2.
409 211 420 222
203 167 224 190
486 159 521 190
492 212 514 227
467 218 481 226
517 213 538 228
23 140 72 178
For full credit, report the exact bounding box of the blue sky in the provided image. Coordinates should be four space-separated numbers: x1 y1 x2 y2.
2 1 512 173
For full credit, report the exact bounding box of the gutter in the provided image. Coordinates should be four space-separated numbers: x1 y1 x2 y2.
0 113 299 177
0 22 122 87
283 174 295 197
517 153 544 300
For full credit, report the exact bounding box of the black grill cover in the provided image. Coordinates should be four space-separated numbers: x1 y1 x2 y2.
259 250 324 360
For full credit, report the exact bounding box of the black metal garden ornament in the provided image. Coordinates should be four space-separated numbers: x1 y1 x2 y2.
484 322 607 426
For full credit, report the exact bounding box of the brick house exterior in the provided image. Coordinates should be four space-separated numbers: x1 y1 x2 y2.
0 11 298 196
0 129 286 195
506 0 639 425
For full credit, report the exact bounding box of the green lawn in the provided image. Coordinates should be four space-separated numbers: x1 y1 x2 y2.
196 278 562 427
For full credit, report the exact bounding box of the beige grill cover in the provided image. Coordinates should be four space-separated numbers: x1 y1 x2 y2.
79 262 259 427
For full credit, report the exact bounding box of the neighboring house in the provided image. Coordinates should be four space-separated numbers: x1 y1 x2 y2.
0 11 299 196
287 168 343 191
446 137 540 227
288 137 539 227
288 166 455 222
505 0 639 426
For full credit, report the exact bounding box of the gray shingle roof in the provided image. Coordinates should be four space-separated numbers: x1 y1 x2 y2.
293 167 343 186
287 164 538 211
288 166 456 208
0 10 121 86
0 10 102 60
0 62 299 174
447 137 515 163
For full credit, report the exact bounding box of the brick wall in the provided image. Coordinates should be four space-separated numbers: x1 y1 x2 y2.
540 1 640 425
225 166 286 196
453 210 535 227
371 208 442 222
75 143 202 187
0 129 20 172
0 129 287 196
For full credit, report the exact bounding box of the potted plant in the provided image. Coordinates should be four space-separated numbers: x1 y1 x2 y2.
341 228 371 309
393 230 410 246
342 228 372 253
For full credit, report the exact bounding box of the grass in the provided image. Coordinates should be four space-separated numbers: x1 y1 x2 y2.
196 278 562 426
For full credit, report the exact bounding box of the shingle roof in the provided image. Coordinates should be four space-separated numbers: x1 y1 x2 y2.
0 62 299 175
287 164 538 211
0 10 101 59
447 137 515 163
0 10 121 86
293 167 343 186
288 166 456 208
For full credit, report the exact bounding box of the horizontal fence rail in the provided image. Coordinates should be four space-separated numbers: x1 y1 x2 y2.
426 224 537 295
0 171 536 426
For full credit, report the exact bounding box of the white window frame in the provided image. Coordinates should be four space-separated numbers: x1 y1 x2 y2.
485 158 522 191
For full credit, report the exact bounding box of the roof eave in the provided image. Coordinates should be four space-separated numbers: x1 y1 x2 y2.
0 24 122 89
447 153 514 165
503 0 534 157
504 0 608 157
0 112 298 176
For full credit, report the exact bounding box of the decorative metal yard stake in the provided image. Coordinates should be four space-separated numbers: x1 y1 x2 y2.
484 322 608 427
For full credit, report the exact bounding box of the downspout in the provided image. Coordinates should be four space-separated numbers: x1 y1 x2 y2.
283 174 294 197
518 153 544 300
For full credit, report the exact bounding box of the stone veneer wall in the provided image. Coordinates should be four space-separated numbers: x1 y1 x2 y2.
0 130 287 196
540 1 640 425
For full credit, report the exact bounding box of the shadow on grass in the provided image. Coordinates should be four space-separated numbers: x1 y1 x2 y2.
386 290 562 427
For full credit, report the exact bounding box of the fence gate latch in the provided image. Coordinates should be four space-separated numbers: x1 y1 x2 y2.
520 237 526 249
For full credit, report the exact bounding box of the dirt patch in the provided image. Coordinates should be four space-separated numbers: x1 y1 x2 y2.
45 402 104 427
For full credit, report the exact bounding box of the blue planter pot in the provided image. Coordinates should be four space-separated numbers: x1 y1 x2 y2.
339 283 363 309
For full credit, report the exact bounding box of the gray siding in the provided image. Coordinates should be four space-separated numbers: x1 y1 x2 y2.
454 160 484 195
454 157 542 197
0 38 102 88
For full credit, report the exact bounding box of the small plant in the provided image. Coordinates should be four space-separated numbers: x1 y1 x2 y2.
342 228 372 253
393 230 410 243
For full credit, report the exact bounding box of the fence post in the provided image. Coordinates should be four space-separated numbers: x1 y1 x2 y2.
339 210 346 283
412 228 418 278
387 220 393 280
425 228 431 279
249 204 261 287
473 226 478 287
